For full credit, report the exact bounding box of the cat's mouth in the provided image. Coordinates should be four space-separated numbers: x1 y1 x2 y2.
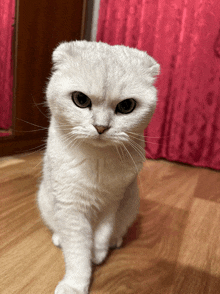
87 131 129 148
91 133 112 146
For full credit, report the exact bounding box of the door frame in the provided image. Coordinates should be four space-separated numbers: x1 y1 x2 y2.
0 0 87 157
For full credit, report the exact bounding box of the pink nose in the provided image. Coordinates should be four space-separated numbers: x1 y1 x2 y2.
94 125 109 134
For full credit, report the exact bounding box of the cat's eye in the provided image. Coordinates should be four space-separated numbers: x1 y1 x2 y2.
72 91 91 108
116 99 136 114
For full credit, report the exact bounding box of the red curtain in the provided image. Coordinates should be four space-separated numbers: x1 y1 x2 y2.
97 0 220 170
0 0 15 131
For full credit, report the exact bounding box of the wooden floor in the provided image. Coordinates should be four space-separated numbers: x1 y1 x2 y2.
1 151 220 294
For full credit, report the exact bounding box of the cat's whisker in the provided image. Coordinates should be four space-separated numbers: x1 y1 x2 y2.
16 118 48 131
127 131 173 140
59 129 87 151
33 101 48 106
57 127 73 133
127 142 147 184
127 139 151 193
127 132 167 145
71 135 84 149
23 150 45 179
12 128 48 133
61 133 78 150
127 139 146 162
119 143 127 162
128 138 154 173
55 127 74 147
57 120 80 127
12 144 46 162
144 149 154 161
114 143 124 163
132 140 153 160
145 134 174 139
141 147 159 174
27 143 46 154
32 97 51 119
56 124 79 137
57 124 73 128
120 142 139 175
126 131 145 138
127 135 158 171
145 140 164 145
32 159 43 176
127 133 146 142
121 142 145 193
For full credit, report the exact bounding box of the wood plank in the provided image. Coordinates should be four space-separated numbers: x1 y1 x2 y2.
1 152 220 293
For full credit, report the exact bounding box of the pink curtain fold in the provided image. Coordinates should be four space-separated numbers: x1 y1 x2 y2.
0 0 15 130
97 0 220 170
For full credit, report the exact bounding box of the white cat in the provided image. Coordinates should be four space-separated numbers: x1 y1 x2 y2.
37 40 159 294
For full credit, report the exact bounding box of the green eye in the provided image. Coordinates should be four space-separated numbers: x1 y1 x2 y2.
116 99 136 114
72 91 91 108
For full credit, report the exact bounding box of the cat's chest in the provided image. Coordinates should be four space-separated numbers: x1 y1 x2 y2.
53 155 138 197
86 158 131 186
72 157 135 186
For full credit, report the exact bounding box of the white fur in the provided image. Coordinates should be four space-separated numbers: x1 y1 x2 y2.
37 41 159 294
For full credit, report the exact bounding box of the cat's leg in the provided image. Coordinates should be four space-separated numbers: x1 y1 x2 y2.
92 207 117 265
110 178 140 248
37 182 61 247
37 181 56 232
54 206 92 294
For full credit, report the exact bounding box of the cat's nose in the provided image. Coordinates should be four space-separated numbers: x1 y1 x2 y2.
94 125 109 134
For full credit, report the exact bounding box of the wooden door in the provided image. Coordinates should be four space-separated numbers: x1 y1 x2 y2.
0 0 86 156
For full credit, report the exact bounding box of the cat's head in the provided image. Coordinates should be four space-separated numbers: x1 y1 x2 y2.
46 41 160 148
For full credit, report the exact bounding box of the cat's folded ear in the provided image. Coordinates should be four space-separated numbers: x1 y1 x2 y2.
52 42 74 69
144 54 160 83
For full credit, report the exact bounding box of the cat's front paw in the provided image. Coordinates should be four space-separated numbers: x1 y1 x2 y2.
109 236 123 249
52 233 61 247
55 282 84 294
92 247 108 265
